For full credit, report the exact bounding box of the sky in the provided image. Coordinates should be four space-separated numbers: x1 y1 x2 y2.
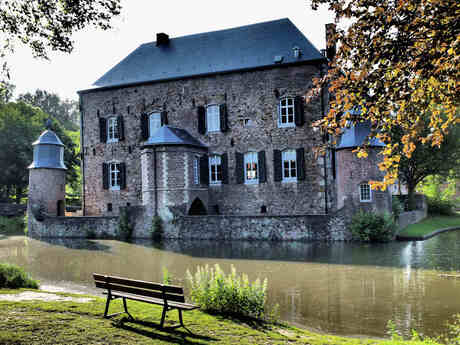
7 0 334 101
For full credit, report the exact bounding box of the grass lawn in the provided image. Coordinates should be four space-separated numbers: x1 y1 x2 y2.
398 214 460 238
0 289 443 345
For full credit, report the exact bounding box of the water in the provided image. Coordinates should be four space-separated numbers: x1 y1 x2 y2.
2 232 460 338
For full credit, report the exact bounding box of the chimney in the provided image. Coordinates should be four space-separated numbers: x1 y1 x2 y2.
325 23 336 61
156 33 169 46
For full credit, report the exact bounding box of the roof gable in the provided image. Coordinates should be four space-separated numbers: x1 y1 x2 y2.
90 18 325 90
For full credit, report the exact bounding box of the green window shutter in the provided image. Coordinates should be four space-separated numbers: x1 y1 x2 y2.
161 111 168 126
294 96 305 126
296 147 306 180
120 163 127 189
200 155 209 185
258 151 266 183
221 153 229 184
273 149 282 181
102 163 109 189
140 113 149 140
117 116 125 141
219 103 228 132
235 152 244 184
99 118 107 143
197 106 206 134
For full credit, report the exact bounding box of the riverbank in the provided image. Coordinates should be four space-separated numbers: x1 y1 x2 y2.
397 215 460 241
0 289 444 345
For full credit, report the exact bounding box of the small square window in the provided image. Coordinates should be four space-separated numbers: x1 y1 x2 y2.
360 183 372 202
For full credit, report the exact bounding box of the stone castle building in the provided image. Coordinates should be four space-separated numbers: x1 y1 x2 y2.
27 18 391 240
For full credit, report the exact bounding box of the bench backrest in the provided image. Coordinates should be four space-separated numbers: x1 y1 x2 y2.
93 273 185 303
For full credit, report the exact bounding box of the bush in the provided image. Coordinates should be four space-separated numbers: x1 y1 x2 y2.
350 210 397 242
117 209 133 240
186 264 267 319
0 216 25 235
392 196 404 219
150 216 163 241
0 263 39 289
427 197 455 216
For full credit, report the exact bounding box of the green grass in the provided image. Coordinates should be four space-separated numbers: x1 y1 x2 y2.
0 289 447 345
399 215 460 238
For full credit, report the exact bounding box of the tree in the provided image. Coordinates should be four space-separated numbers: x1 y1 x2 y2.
309 0 460 189
0 101 80 203
0 0 121 86
392 115 460 210
18 90 80 131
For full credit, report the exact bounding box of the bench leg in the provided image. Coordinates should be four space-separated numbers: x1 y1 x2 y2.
160 305 168 328
123 297 134 320
178 309 184 327
104 295 111 318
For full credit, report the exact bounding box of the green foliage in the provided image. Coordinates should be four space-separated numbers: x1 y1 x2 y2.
427 197 455 216
0 263 39 289
392 196 404 219
350 210 397 242
0 216 25 235
419 175 457 201
162 267 172 285
150 216 163 241
117 209 133 240
186 264 268 319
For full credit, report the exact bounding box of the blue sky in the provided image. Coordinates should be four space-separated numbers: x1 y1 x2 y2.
7 0 333 101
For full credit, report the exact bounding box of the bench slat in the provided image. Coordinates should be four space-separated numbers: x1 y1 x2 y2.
93 273 184 294
110 292 199 310
94 281 186 303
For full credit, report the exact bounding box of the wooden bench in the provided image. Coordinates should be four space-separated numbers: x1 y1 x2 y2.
93 273 199 329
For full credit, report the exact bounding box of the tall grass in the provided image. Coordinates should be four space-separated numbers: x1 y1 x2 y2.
0 216 25 235
0 263 39 289
186 264 267 319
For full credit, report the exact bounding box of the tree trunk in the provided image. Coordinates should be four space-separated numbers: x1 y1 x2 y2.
407 184 417 211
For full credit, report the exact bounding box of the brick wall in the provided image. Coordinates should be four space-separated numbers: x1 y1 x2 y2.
80 64 334 217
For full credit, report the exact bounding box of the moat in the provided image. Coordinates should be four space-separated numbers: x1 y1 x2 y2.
2 231 460 338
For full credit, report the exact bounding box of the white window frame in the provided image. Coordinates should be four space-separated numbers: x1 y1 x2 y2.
206 104 220 133
107 117 119 143
109 162 121 190
278 97 296 128
244 152 258 184
209 155 222 185
193 156 200 185
282 150 297 182
359 183 372 202
149 112 162 138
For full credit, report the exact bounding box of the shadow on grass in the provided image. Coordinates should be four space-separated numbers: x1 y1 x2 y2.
210 312 272 332
113 317 218 344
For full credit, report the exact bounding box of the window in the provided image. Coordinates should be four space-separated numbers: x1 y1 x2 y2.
206 105 220 132
282 150 297 182
149 112 162 138
110 162 121 190
209 155 222 184
279 97 295 127
360 183 372 202
193 156 200 185
244 152 258 184
107 117 119 142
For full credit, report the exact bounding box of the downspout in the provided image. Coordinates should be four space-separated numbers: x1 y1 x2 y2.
78 95 86 216
153 147 158 216
320 65 329 215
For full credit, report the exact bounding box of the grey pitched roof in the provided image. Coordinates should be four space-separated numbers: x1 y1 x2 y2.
143 126 207 148
86 18 325 91
336 121 385 150
32 130 64 147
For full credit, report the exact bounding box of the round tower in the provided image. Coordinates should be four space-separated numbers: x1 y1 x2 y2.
28 121 67 221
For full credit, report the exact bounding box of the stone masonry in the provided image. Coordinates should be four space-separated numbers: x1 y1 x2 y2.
80 64 334 217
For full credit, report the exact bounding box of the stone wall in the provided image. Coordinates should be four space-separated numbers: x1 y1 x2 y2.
80 64 334 217
0 203 26 217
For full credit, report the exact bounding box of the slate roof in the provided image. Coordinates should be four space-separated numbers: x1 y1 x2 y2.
143 126 207 148
32 130 64 147
86 18 325 91
336 121 385 150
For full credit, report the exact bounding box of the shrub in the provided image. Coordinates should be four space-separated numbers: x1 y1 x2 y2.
350 210 397 242
427 197 455 216
186 264 267 319
117 209 133 240
392 196 404 219
150 216 163 241
0 216 25 236
0 263 39 289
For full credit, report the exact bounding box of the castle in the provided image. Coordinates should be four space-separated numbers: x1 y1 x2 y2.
27 19 391 241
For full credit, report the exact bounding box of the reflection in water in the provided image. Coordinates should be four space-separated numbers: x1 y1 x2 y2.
2 232 460 338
